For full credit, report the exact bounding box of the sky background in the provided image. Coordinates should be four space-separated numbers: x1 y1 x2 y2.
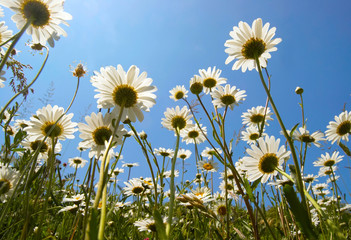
1 0 351 195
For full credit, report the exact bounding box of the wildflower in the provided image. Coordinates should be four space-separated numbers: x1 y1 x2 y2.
138 130 147 140
198 67 227 94
25 105 77 141
134 217 163 233
91 65 157 122
111 167 124 176
241 126 266 144
325 111 351 144
313 151 343 168
242 136 290 183
20 137 62 161
180 124 207 144
154 147 174 158
68 157 88 168
121 162 139 168
0 21 13 53
161 170 179 179
0 0 72 47
72 63 87 78
0 165 20 202
189 75 203 95
169 85 188 101
0 71 5 88
161 106 193 133
211 84 246 110
312 183 328 192
242 106 273 127
197 159 219 172
292 127 325 147
58 205 78 214
220 169 235 180
123 178 146 197
318 166 337 177
62 194 85 204
177 149 192 160
224 18 282 72
201 147 222 159
302 174 318 184
78 112 126 158
213 201 228 218
295 87 304 95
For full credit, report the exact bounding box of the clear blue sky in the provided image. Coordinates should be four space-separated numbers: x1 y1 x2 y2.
1 0 351 193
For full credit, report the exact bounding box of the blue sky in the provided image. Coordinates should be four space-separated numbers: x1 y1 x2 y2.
1 0 351 193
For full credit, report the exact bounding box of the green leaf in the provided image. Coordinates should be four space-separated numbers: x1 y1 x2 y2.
88 208 99 240
154 208 167 240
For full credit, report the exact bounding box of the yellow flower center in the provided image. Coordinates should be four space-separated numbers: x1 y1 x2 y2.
203 78 217 89
132 186 144 194
147 223 157 232
92 126 112 145
112 85 138 108
241 37 266 59
249 133 259 141
250 114 264 124
174 91 184 100
323 160 335 167
41 122 63 138
299 133 315 143
258 153 278 174
0 178 11 195
21 0 51 27
203 163 214 171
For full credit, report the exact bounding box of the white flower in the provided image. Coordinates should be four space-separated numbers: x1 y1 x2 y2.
325 111 351 144
20 137 62 161
134 217 162 233
211 84 246 110
313 151 343 168
224 18 282 72
201 147 222 159
197 159 219 172
169 85 188 101
62 194 85 204
292 127 325 147
24 105 77 141
58 205 78 214
177 149 192 160
0 70 5 88
68 157 88 168
0 21 13 54
121 162 139 168
180 124 207 144
0 0 72 47
91 65 157 122
241 125 266 145
242 106 273 127
161 106 193 133
123 178 146 197
242 136 290 183
0 165 20 202
189 75 203 95
198 67 227 94
154 147 174 158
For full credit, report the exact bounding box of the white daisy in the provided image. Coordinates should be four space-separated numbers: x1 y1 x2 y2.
189 75 203 95
312 183 328 192
318 166 337 177
169 85 188 101
211 84 246 110
242 106 273 127
68 157 88 168
57 205 78 214
154 147 174 158
197 159 219 172
242 135 291 183
219 179 240 198
302 174 318 184
0 0 72 47
121 162 139 168
91 65 157 122
24 104 77 141
292 127 325 147
325 111 351 144
78 112 126 158
134 217 161 233
313 151 343 168
20 137 62 161
161 106 193 133
201 147 222 159
198 66 227 94
224 18 282 72
0 21 13 53
123 178 145 197
62 194 85 204
0 70 5 88
180 124 207 144
241 125 266 145
177 149 192 160
111 167 124 176
161 170 179 179
213 201 228 218
0 165 20 202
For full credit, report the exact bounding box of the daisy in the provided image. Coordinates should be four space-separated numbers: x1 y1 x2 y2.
177 149 192 160
224 18 282 72
312 183 328 192
220 169 235 180
0 0 72 47
62 194 85 204
292 127 325 147
25 105 77 141
325 111 351 144
0 21 13 53
318 166 337 177
121 162 139 168
111 167 124 176
20 137 62 161
241 126 266 145
68 157 88 168
123 178 145 197
197 159 219 172
57 205 78 214
0 165 20 202
313 151 343 168
211 84 246 110
0 70 5 88
160 170 179 179
161 106 193 133
180 124 207 144
213 201 228 218
169 85 188 101
91 65 157 122
189 75 203 95
219 179 240 197
198 66 227 94
154 147 174 158
201 147 222 159
134 217 161 233
302 174 318 184
78 112 126 158
242 106 273 127
242 135 291 183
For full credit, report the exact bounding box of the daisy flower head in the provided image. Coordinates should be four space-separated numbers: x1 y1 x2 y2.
123 178 145 197
241 125 266 145
242 106 273 127
198 66 227 94
169 85 188 101
78 112 126 158
0 21 13 53
292 127 325 147
213 201 228 218
197 159 219 172
325 111 351 144
303 174 318 184
201 147 222 159
154 147 174 158
211 84 246 110
161 106 192 133
318 166 337 177
242 135 291 183
189 75 203 95
68 157 88 168
0 165 20 202
134 217 164 233
180 123 207 144
189 186 213 204
20 137 62 161
313 151 343 168
91 65 157 122
0 0 72 47
121 162 139 168
177 149 192 160
224 18 282 72
25 105 77 141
